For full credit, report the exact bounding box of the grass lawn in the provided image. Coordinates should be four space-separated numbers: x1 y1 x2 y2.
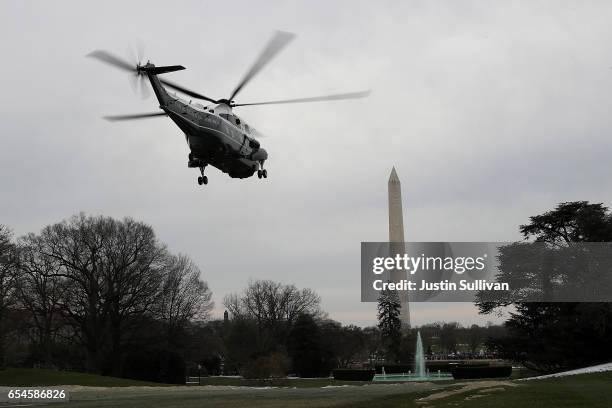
191 376 386 388
0 368 169 387
436 372 612 408
2 369 612 407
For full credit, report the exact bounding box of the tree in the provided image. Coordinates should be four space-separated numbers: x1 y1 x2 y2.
478 202 612 372
15 234 66 367
520 201 612 245
223 317 261 374
467 324 483 354
362 326 382 365
377 287 401 362
33 214 168 374
318 320 365 368
155 254 213 346
0 225 18 369
223 280 321 349
287 313 325 377
439 322 460 354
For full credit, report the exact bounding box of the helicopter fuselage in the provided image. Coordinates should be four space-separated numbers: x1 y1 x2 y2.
148 71 267 179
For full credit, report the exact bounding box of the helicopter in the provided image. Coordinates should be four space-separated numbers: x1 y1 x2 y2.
88 31 369 186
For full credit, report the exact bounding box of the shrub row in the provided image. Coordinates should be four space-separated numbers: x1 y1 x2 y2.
376 361 492 374
332 369 375 381
450 365 512 379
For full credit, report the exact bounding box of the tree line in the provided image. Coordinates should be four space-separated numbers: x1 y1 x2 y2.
1 212 510 382
0 214 212 382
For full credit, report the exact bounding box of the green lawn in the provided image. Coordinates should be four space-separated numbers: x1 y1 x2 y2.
191 376 390 388
0 368 169 387
2 368 612 407
438 372 612 408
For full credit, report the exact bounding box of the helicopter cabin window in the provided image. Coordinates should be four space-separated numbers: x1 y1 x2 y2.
244 123 250 133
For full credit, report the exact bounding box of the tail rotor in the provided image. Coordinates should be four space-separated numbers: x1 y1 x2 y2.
87 44 150 99
127 41 149 99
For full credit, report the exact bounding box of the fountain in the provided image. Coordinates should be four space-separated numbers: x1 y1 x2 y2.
373 330 452 382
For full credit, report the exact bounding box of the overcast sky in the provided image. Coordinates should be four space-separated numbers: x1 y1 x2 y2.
2 0 612 327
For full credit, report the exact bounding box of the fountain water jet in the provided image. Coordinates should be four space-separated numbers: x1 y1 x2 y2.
372 330 452 382
415 330 426 379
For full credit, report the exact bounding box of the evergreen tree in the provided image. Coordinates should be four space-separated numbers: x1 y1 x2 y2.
287 313 325 377
478 202 612 372
377 286 402 362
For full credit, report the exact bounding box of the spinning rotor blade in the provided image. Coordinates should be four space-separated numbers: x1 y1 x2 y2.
159 79 218 103
229 30 295 101
104 112 167 121
129 74 150 99
87 50 135 72
233 90 371 107
89 48 151 99
139 76 150 99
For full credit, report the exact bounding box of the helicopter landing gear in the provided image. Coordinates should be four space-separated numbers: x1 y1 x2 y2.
197 165 208 186
257 162 267 179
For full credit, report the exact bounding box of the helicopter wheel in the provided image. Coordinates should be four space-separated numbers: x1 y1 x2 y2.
257 170 263 179
197 176 203 185
262 169 267 179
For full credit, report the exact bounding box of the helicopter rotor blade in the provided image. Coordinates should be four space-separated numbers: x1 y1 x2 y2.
232 90 371 107
159 78 218 103
129 72 139 93
228 30 295 102
87 50 136 72
139 75 150 99
103 112 167 121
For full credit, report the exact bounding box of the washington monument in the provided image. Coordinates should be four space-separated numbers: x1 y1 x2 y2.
388 167 411 327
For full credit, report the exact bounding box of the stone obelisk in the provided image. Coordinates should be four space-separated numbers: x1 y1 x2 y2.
388 167 411 327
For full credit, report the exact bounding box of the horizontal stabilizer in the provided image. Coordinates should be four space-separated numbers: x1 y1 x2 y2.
146 65 186 75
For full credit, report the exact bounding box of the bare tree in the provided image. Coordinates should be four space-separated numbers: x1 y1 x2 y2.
0 225 18 368
224 280 321 332
16 233 67 367
155 253 213 344
33 214 166 374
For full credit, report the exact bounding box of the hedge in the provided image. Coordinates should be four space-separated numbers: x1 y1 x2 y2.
332 369 375 381
450 365 512 379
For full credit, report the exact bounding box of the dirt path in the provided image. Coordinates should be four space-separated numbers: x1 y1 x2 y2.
416 380 520 403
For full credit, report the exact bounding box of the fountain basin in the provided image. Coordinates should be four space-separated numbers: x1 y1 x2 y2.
373 373 453 382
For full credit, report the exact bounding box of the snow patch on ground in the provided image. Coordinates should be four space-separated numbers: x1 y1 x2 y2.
520 362 612 381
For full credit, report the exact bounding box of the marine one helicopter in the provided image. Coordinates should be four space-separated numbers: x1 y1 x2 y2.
88 31 369 186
